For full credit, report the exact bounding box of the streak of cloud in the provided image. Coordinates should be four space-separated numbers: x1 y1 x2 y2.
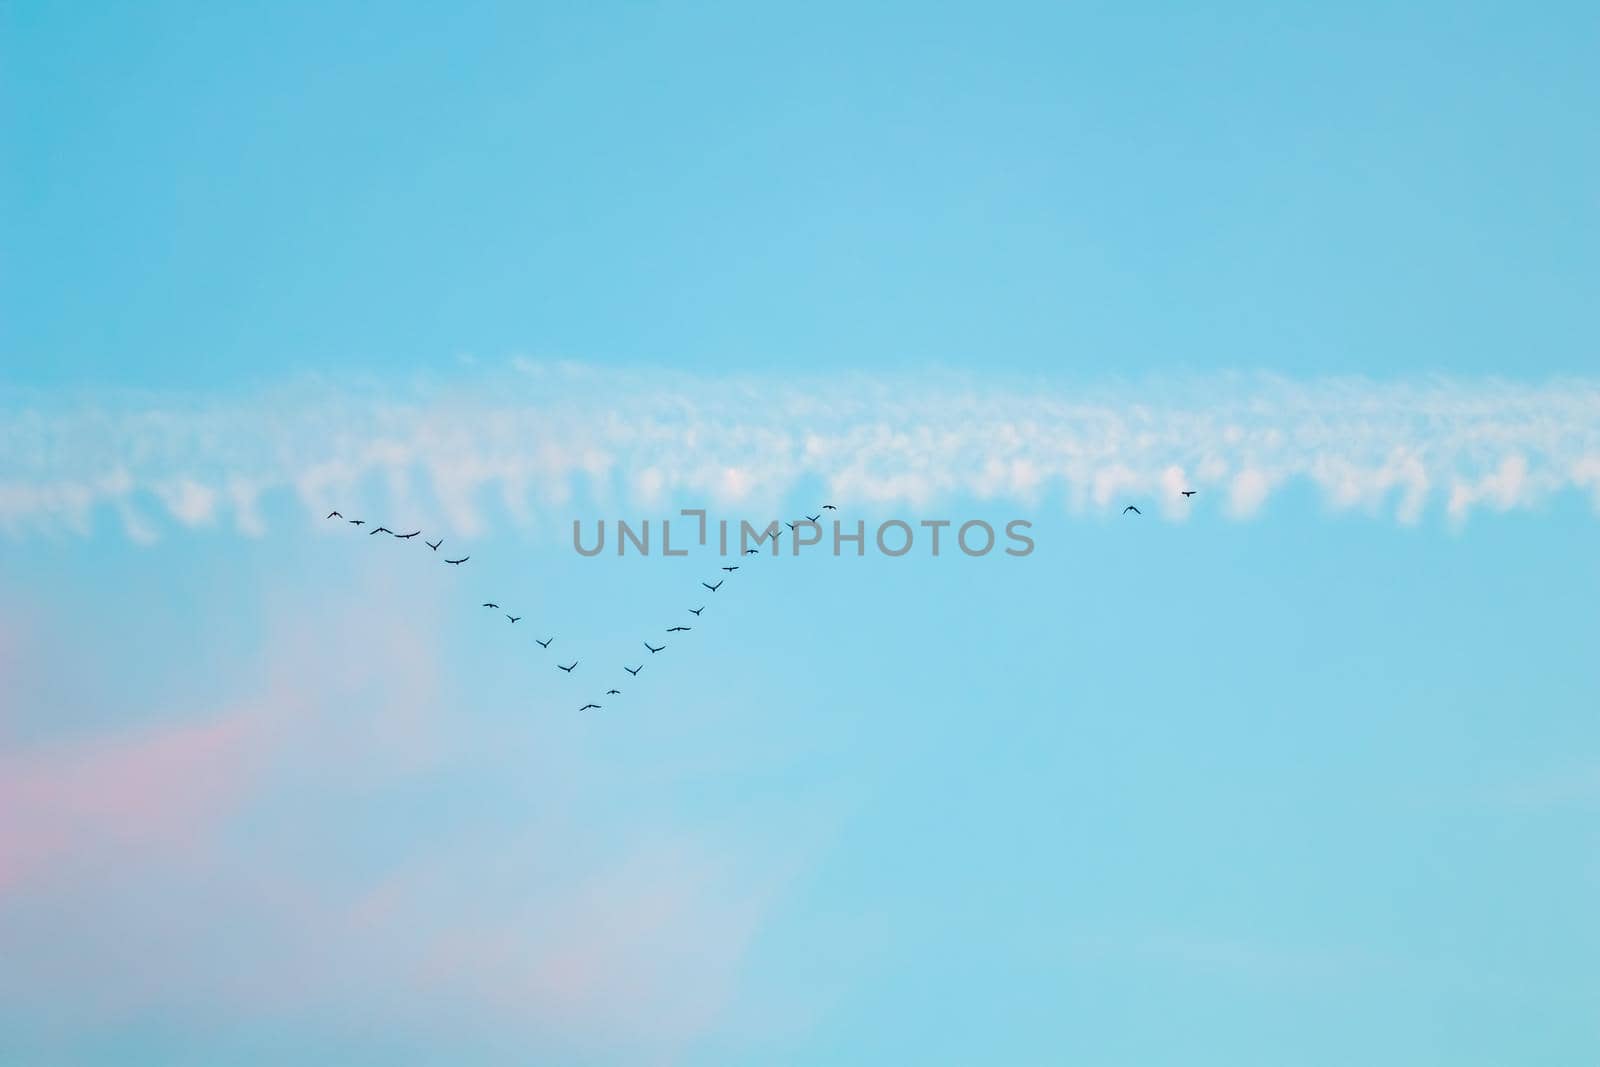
2 364 1597 540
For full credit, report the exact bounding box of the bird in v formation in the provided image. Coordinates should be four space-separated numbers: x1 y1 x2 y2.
331 501 847 712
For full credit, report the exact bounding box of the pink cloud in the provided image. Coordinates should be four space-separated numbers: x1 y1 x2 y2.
0 702 276 894
0 563 791 1059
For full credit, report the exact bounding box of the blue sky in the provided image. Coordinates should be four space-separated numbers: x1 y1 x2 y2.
3 3 1598 1064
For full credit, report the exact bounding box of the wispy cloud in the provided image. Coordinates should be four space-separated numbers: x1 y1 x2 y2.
0 568 790 1060
3 363 1597 540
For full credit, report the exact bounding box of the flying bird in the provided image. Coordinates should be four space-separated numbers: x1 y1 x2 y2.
558 661 578 672
536 637 553 649
667 626 691 633
689 607 704 615
506 615 521 624
579 703 601 712
483 603 499 609
348 519 365 526
395 530 421 539
606 689 621 695
806 514 820 522
426 539 442 551
1181 490 1197 498
644 641 665 654
702 579 723 592
326 510 342 519
624 665 642 676
445 556 470 565
1122 505 1141 515
822 504 836 510
745 548 760 555
785 521 797 531
721 565 739 572
369 526 392 535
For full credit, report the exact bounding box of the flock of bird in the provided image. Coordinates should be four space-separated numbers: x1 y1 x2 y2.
323 503 843 712
326 493 1185 711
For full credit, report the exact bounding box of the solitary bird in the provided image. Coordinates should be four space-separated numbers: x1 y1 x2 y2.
745 548 760 555
426 539 442 551
369 526 392 535
326 510 342 519
644 641 665 654
483 603 499 609
506 615 521 624
822 504 836 510
721 565 739 572
445 556 470 565
1122 505 1141 515
667 626 691 633
606 689 621 695
702 579 723 592
689 607 704 616
579 703 601 712
558 661 578 673
536 637 553 649
1181 490 1197 498
349 519 365 526
624 665 642 676
395 530 421 539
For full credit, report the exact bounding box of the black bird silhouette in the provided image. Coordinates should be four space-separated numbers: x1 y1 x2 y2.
536 637 553 649
745 548 760 555
349 519 365 526
822 504 836 510
326 510 342 519
483 603 499 609
369 526 392 535
806 514 820 522
579 703 601 712
785 521 797 531
426 539 442 551
667 626 690 633
702 579 723 592
624 665 642 676
1122 505 1140 515
395 530 421 539
1181 490 1197 498
558 661 578 672
689 607 704 616
644 641 665 654
445 556 470 565
506 615 521 624
721 565 739 572
606 689 621 695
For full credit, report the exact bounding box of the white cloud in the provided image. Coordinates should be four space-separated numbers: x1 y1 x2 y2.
2 366 1598 540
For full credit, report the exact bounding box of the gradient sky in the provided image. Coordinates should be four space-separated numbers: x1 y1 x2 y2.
3 3 1598 1065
